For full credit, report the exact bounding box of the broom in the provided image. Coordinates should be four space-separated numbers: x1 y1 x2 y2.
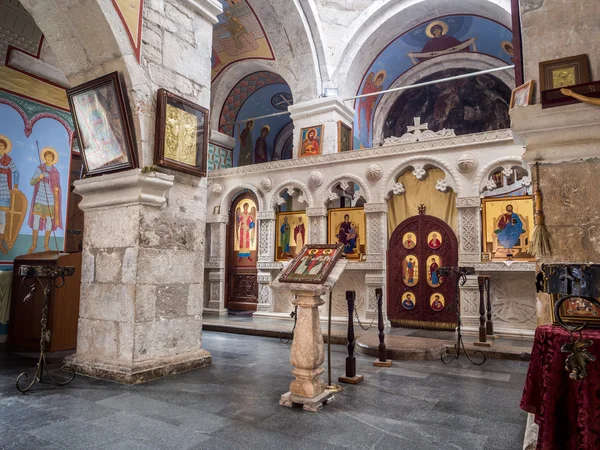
530 162 551 257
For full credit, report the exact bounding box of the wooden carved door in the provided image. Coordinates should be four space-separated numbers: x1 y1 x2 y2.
227 192 258 311
387 207 458 330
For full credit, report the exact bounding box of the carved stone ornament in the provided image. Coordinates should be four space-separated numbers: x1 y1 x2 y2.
211 182 223 197
328 192 340 201
436 179 448 192
392 182 406 195
456 153 478 173
412 165 427 180
502 167 513 178
309 170 324 188
486 179 497 191
260 177 273 192
382 117 456 145
521 176 532 187
365 163 383 181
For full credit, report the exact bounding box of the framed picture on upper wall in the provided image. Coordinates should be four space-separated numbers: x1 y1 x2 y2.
275 211 307 261
298 125 323 158
481 196 534 261
154 89 209 177
510 80 534 109
67 71 138 176
328 207 366 260
338 121 353 152
279 244 343 284
539 54 590 91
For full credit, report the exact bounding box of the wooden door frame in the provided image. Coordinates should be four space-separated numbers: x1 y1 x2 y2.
225 191 259 311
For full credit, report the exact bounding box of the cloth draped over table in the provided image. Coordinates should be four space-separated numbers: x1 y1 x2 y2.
387 168 457 237
0 269 13 324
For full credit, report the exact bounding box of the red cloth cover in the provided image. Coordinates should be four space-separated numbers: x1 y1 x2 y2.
521 325 600 450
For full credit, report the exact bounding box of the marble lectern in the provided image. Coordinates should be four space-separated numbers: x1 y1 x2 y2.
272 259 348 412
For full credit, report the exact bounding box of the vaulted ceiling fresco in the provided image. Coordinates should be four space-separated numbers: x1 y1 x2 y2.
212 0 275 81
355 15 513 149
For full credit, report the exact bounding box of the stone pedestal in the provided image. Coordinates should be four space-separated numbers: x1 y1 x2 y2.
288 97 355 155
273 259 347 411
65 169 211 384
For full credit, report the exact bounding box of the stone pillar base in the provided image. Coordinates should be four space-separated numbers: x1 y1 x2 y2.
279 390 334 412
64 349 212 385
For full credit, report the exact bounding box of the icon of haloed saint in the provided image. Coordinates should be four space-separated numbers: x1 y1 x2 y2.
301 128 320 156
28 147 62 253
494 204 525 254
280 216 291 258
402 292 415 310
236 202 256 262
0 135 26 255
294 217 305 251
336 214 358 256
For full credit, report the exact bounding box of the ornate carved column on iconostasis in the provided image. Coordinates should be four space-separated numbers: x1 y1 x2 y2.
306 206 328 244
456 196 482 329
288 97 355 155
205 214 228 315
365 274 386 322
364 202 388 264
256 211 276 313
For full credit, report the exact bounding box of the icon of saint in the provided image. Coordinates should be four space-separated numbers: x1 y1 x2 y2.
420 21 462 56
28 148 61 254
336 214 358 255
301 128 320 156
405 257 416 285
402 294 415 310
429 257 440 286
294 217 305 250
428 233 441 249
403 234 416 249
358 71 386 142
431 295 444 311
237 120 254 166
236 202 256 261
494 204 525 251
280 216 291 258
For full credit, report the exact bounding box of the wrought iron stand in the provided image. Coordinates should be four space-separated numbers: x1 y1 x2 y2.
438 266 486 365
16 265 76 393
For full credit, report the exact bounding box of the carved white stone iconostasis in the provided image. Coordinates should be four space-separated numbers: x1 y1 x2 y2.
204 125 537 336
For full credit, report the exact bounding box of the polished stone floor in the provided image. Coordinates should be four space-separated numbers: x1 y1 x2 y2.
0 332 528 449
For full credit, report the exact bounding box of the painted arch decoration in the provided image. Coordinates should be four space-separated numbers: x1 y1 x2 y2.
355 15 513 149
111 0 144 62
212 0 275 81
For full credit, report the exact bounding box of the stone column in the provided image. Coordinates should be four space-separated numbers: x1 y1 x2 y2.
364 202 388 263
456 197 481 265
66 170 211 383
204 214 228 315
365 274 386 321
255 211 276 313
289 290 326 396
306 206 328 244
459 275 480 333
288 97 355 156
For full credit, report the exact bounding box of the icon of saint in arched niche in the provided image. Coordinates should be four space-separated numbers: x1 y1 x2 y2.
403 254 418 287
428 231 442 249
401 292 416 310
402 232 417 250
430 293 445 312
427 255 442 288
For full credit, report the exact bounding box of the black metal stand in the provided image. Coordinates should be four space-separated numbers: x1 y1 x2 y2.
16 265 76 393
339 290 364 384
438 266 486 366
279 306 298 344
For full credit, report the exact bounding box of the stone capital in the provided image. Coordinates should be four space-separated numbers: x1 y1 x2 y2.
206 214 229 223
257 211 276 221
209 130 236 149
364 202 388 214
306 206 328 217
73 169 174 211
288 97 355 124
456 196 481 208
511 103 600 163
178 0 222 25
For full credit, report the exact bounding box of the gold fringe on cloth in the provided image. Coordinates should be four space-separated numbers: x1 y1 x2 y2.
530 163 551 257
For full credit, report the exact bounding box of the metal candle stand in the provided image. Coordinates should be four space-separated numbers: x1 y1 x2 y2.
16 265 76 393
373 288 392 367
339 290 364 384
438 266 487 366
